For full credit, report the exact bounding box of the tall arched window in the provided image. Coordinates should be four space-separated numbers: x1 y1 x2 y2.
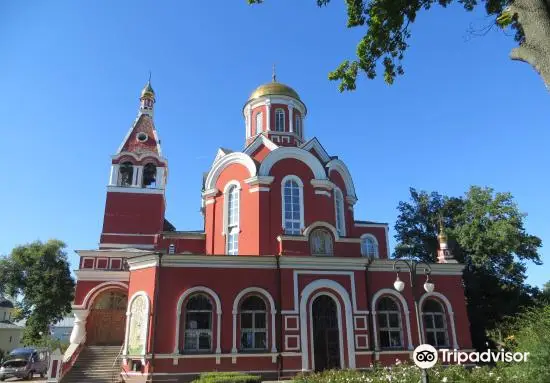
275 109 285 132
240 296 267 351
256 112 263 135
226 184 240 255
183 295 213 352
423 299 449 347
377 296 403 349
310 228 333 256
142 163 157 188
334 188 346 236
282 176 303 235
361 235 379 258
118 162 134 187
295 115 302 136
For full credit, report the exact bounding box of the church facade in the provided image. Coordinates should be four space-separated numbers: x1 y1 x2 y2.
68 78 472 382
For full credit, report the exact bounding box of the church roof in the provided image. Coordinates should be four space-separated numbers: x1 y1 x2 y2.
248 81 300 101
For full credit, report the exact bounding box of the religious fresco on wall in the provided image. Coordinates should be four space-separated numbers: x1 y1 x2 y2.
128 295 147 355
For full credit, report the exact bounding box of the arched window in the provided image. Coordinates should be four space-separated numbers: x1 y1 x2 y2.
256 112 263 135
275 109 285 132
310 228 333 256
142 163 157 188
226 184 240 255
184 294 213 352
334 188 346 236
240 296 267 351
295 115 302 136
282 177 303 235
119 162 134 187
361 235 379 258
423 299 449 347
377 296 403 349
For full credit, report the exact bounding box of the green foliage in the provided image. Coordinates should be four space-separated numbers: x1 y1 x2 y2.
192 372 262 383
394 186 543 350
0 240 75 346
248 0 525 90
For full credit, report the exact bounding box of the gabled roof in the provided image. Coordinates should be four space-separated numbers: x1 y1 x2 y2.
300 137 331 164
116 113 162 157
243 135 278 156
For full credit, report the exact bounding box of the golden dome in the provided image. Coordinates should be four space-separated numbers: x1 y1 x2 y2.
248 81 300 101
141 80 155 99
438 231 448 243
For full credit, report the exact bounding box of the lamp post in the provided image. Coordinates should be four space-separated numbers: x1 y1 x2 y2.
392 259 434 383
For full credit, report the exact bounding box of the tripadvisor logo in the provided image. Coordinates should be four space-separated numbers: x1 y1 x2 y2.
412 344 530 368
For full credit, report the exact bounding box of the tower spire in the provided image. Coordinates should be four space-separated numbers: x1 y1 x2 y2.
139 75 156 117
272 64 276 82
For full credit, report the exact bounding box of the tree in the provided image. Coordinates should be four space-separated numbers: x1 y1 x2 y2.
0 240 75 345
394 186 543 350
249 0 550 91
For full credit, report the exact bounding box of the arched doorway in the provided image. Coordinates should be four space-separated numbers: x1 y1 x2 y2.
87 290 127 345
312 295 341 371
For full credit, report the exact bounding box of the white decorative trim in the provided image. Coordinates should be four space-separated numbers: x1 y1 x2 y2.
205 199 216 205
303 221 339 240
73 281 128 309
102 233 157 237
222 180 241 236
244 176 275 186
75 270 129 282
231 287 277 354
326 159 357 199
112 150 167 165
126 253 160 270
99 243 155 250
369 259 465 275
354 315 368 330
354 222 388 228
281 175 305 233
202 188 219 199
314 190 331 197
249 187 270 193
360 233 379 258
174 287 222 355
259 147 327 179
284 315 299 331
300 280 355 370
124 291 151 361
106 186 164 195
300 137 331 163
81 257 95 269
285 335 300 351
355 334 369 350
204 152 257 191
371 288 413 351
418 292 458 349
310 179 334 190
244 96 307 118
333 187 346 237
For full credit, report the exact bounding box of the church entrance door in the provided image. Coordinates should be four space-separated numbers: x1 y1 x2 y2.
88 291 127 345
312 295 341 371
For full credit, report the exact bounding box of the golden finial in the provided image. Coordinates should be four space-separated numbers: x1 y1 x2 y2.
272 64 277 82
438 216 448 244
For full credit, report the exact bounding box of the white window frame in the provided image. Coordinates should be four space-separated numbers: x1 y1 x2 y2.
281 175 305 235
275 108 285 132
183 294 213 353
422 299 449 348
240 296 268 351
223 181 241 255
333 187 346 236
309 228 334 256
360 234 379 258
377 296 404 350
256 112 263 135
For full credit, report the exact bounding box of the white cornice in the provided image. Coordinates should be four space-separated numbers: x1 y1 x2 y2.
112 151 168 165
310 179 335 190
126 253 160 270
162 232 205 239
76 249 155 258
244 176 275 186
106 186 164 195
75 270 130 282
354 222 389 228
369 259 465 275
202 188 219 199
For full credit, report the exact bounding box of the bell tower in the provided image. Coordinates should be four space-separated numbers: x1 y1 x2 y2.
100 80 168 249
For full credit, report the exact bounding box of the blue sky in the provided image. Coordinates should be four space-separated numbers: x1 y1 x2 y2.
1 1 548 288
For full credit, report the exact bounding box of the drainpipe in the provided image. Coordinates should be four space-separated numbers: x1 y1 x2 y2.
148 252 163 383
364 258 375 365
276 253 284 379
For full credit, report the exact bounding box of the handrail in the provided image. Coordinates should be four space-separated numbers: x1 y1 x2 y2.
111 344 124 383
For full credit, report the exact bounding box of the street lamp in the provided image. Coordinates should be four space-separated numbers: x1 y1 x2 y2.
392 259 433 383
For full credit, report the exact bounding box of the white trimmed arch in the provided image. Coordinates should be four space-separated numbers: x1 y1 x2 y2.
326 159 357 199
300 279 355 371
204 152 257 190
371 288 413 350
123 291 151 358
281 175 305 234
259 147 327 179
79 281 128 309
231 287 277 353
174 286 222 354
303 221 339 240
418 291 458 349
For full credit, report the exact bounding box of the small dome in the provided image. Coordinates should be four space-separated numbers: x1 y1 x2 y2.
248 81 300 101
0 297 14 308
141 80 155 99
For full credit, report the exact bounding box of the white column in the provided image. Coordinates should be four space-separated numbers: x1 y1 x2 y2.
288 104 294 133
231 310 238 353
131 166 138 186
265 100 271 131
134 165 144 187
302 114 306 138
156 167 165 189
109 164 120 186
270 310 277 353
69 309 89 345
246 105 252 138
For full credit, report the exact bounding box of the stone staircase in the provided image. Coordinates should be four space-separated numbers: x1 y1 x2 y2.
62 345 122 383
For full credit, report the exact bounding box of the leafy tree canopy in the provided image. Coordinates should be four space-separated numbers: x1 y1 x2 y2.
394 186 543 350
0 240 75 345
249 0 550 90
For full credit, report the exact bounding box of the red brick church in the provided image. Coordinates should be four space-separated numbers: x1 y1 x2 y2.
67 76 472 382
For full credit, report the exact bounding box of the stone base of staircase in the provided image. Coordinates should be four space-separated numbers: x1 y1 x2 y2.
61 345 122 383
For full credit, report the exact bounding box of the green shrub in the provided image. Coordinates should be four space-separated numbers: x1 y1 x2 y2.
192 371 262 383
